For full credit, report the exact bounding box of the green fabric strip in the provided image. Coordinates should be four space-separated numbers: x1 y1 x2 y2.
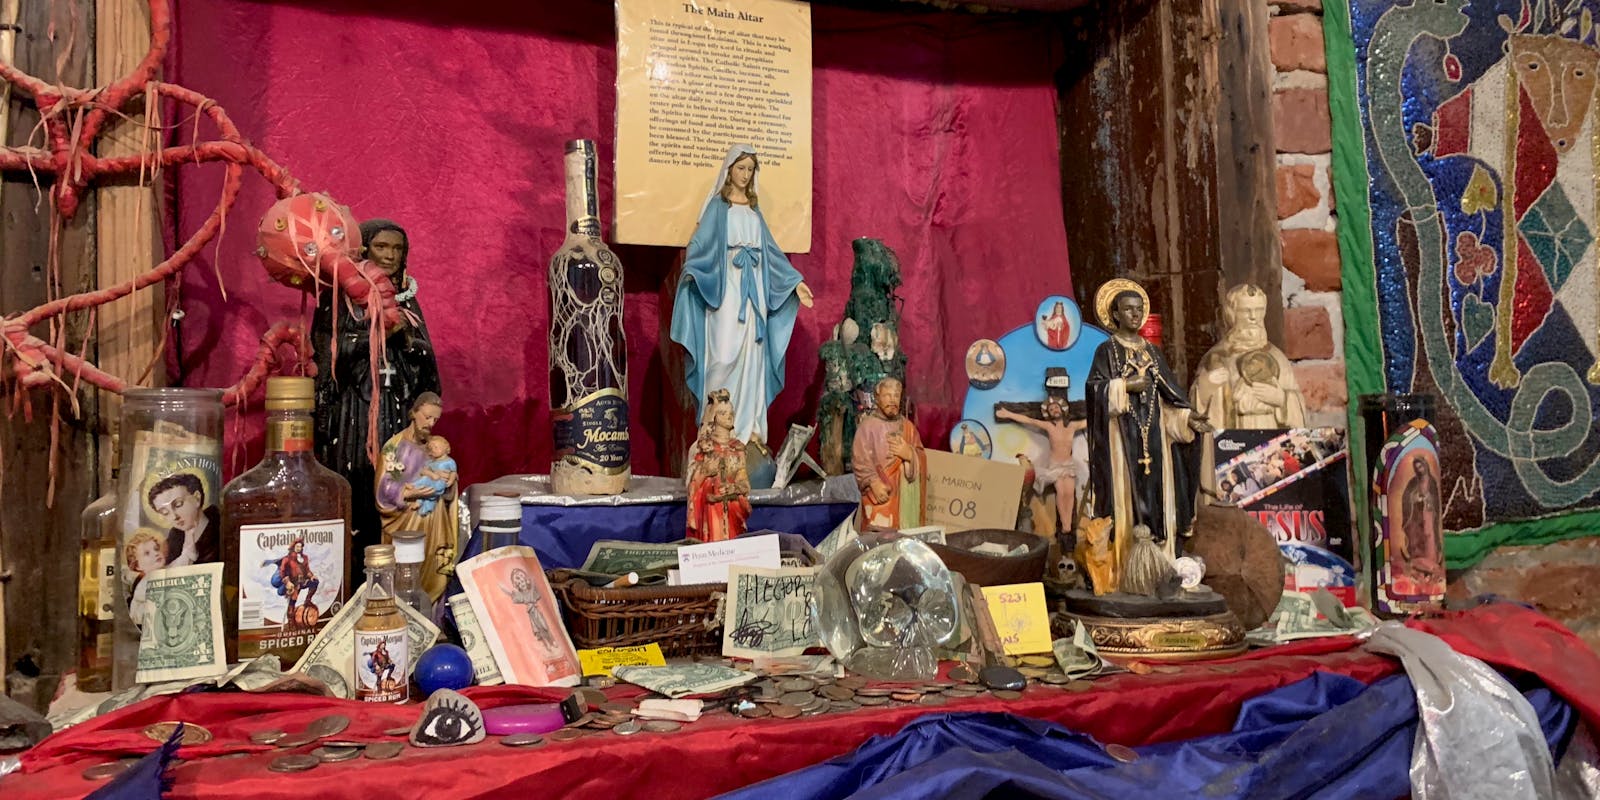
1446 509 1600 569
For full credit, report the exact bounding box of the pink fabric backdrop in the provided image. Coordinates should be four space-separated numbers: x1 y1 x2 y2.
173 0 1073 484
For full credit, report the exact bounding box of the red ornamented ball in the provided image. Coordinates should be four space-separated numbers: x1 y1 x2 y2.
256 192 360 293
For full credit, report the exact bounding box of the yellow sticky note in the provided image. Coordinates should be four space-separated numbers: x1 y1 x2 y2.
981 583 1052 656
577 644 667 677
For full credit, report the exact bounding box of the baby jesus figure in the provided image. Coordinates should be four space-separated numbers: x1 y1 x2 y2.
406 436 458 514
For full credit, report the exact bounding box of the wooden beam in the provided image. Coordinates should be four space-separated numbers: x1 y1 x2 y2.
0 0 97 705
0 0 18 681
1210 0 1283 342
1057 0 1222 383
96 0 166 471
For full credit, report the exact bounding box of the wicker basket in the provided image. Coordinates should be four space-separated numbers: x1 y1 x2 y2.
549 570 725 658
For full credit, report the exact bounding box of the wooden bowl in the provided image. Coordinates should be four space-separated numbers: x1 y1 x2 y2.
927 529 1050 587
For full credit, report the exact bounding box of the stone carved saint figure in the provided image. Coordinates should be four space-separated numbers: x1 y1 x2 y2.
687 389 752 543
1085 281 1212 565
670 146 814 447
853 378 927 529
1190 284 1305 430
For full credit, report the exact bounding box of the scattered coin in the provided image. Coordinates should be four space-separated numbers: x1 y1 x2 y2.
856 695 890 706
948 665 977 683
991 689 1023 701
829 701 861 713
821 685 856 702
274 732 319 749
143 721 213 746
549 728 586 743
777 677 816 693
1019 667 1051 678
564 712 595 729
384 726 414 737
854 688 895 697
320 740 368 749
1040 673 1072 686
1018 655 1056 667
586 674 617 689
312 745 360 763
918 694 948 707
941 688 981 699
890 691 923 703
979 666 1026 691
738 704 772 719
835 676 868 691
642 720 682 733
217 752 252 760
365 741 404 760
306 715 351 739
500 733 545 747
576 688 608 708
768 703 802 719
778 691 816 707
1208 665 1237 674
81 762 132 781
249 730 287 745
1064 680 1095 693
600 701 635 715
1126 662 1154 675
609 720 640 735
268 754 321 773
1106 744 1139 763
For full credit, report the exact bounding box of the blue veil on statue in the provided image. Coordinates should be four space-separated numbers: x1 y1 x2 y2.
669 144 807 445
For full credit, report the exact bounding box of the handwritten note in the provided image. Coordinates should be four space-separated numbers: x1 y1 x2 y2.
722 566 819 659
981 583 1052 655
577 643 668 677
922 450 1025 532
677 534 781 585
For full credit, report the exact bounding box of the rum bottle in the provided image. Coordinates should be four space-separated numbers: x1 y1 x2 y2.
221 376 353 664
355 544 408 703
77 463 120 692
549 138 631 495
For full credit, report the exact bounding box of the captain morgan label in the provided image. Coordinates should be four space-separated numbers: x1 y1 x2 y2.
356 626 409 703
236 519 345 659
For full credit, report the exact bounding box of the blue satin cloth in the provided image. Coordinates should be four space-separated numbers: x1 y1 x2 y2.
84 724 180 800
458 499 852 570
718 672 1575 800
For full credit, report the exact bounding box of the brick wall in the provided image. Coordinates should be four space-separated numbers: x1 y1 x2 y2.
1268 0 1347 429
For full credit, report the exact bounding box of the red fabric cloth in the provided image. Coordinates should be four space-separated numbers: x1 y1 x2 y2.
14 646 1391 799
11 606 1598 798
170 0 1073 483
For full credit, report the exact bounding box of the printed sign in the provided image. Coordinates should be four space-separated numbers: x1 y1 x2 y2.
923 450 1026 532
677 534 781 585
578 644 668 677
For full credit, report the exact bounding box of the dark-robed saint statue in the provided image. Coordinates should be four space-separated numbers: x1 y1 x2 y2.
1084 280 1211 566
313 218 441 554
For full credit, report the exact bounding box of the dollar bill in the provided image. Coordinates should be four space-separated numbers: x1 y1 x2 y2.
579 540 684 576
897 526 947 546
291 582 441 699
1247 590 1378 646
1051 620 1123 680
612 663 757 699
448 593 504 686
135 563 227 684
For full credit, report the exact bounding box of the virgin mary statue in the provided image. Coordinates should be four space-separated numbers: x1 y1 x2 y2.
670 145 814 445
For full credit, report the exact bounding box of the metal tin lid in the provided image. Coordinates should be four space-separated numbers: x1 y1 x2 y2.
364 544 396 568
265 376 315 410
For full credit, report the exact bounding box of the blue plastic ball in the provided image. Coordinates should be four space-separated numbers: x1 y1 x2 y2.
414 644 475 695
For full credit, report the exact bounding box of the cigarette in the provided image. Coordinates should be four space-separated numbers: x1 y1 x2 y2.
604 572 640 589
